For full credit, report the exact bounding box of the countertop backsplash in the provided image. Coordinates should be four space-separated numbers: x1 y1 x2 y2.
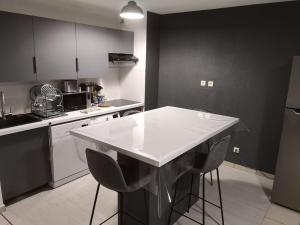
0 72 121 115
0 81 62 115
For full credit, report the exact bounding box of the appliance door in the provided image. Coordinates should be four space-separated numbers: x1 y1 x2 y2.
286 56 300 108
50 119 92 182
63 92 87 112
272 108 300 211
89 114 117 160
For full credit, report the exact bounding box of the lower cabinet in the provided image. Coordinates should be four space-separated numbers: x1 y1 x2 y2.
0 127 51 201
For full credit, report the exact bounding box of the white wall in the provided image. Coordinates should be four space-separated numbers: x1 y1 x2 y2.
119 18 147 103
0 2 147 114
0 183 3 211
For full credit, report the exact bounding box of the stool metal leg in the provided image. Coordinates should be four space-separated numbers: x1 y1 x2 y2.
143 189 149 225
89 183 100 225
202 173 206 225
216 168 225 225
206 141 213 186
167 180 178 225
187 173 194 213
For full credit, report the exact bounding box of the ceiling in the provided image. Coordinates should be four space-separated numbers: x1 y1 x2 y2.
0 0 294 28
141 0 293 14
1 0 294 15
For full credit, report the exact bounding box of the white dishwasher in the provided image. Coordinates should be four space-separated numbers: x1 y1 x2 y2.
49 114 115 188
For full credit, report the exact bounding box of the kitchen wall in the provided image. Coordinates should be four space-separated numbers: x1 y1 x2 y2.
0 2 147 114
120 18 147 103
0 183 3 211
145 12 160 110
146 1 300 173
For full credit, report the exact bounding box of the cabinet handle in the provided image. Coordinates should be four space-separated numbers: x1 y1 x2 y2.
76 57 79 72
81 124 88 127
33 56 37 74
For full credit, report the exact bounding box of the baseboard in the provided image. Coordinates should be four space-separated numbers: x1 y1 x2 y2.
223 161 275 180
0 204 5 213
49 169 90 188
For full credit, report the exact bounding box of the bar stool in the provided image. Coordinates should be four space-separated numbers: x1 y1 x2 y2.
86 149 151 225
168 135 231 225
194 108 218 186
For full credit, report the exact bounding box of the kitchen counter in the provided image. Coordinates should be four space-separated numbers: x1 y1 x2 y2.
0 100 143 137
71 106 239 167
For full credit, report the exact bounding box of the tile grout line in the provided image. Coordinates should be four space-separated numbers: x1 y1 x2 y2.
1 213 13 225
261 204 286 225
223 161 274 180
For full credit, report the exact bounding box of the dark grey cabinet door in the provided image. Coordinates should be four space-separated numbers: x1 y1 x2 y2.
0 12 36 82
76 24 134 78
0 127 50 201
33 17 77 80
76 24 109 78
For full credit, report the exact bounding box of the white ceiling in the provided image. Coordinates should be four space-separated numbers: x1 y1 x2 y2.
0 0 294 29
141 0 293 14
1 0 294 16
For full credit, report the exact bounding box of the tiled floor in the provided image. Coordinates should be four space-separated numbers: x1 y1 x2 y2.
0 164 299 225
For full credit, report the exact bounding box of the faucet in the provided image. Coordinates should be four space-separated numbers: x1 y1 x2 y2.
0 91 12 119
0 91 5 119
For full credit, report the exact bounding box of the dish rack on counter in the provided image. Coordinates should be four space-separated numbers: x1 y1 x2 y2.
30 84 64 118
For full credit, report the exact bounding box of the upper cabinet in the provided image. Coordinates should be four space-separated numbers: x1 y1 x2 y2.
33 17 77 81
76 24 109 78
0 12 36 82
76 24 134 78
0 11 134 82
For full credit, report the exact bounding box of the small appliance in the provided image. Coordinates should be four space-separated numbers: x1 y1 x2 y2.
63 80 78 93
62 92 90 112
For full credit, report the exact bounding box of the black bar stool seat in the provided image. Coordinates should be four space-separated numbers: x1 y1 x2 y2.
168 135 231 225
86 148 152 225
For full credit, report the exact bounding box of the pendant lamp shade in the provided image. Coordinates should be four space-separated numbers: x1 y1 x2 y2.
120 1 144 19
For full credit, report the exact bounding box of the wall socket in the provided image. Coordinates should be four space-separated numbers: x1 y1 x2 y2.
208 81 214 87
200 80 206 86
233 147 240 154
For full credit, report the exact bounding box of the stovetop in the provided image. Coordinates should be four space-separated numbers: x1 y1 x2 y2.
106 99 140 107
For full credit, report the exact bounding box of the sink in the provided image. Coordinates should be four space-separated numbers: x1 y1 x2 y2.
0 114 42 129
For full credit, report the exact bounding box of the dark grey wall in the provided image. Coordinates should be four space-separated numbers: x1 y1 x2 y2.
146 1 300 173
145 12 161 110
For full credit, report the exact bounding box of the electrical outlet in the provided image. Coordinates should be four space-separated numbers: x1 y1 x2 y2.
200 80 206 86
233 147 240 154
208 81 214 87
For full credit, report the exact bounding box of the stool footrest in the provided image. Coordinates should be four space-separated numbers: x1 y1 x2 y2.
173 209 203 225
99 210 147 225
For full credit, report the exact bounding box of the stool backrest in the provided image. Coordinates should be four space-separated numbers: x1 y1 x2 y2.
86 149 128 192
202 135 231 173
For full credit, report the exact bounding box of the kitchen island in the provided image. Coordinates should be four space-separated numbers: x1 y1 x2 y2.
71 106 239 225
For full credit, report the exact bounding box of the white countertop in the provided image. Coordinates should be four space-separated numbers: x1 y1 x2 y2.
0 102 143 136
70 106 239 167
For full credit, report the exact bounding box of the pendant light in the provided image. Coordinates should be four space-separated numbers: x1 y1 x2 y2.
120 1 144 19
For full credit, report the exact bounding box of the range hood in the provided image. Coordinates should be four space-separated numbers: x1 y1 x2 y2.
108 53 139 64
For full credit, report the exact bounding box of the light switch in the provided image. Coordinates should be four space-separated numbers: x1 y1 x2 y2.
208 81 214 87
200 80 206 86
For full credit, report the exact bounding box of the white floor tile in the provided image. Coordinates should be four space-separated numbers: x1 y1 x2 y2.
1 165 290 225
261 218 285 225
0 215 9 225
265 203 300 225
